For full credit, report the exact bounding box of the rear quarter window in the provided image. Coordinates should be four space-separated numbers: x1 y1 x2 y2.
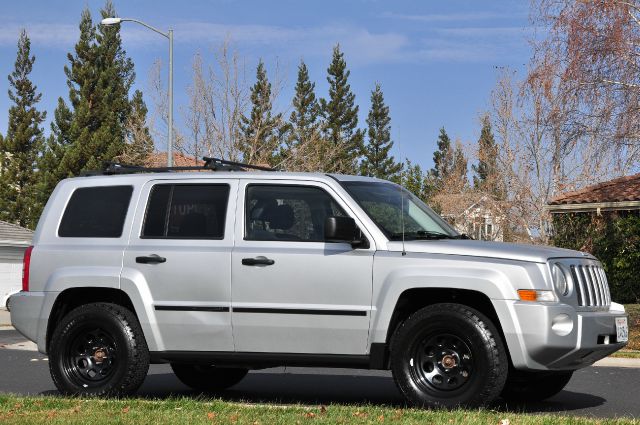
58 186 133 238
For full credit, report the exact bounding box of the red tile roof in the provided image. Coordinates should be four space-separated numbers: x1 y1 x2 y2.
144 152 204 168
548 173 640 205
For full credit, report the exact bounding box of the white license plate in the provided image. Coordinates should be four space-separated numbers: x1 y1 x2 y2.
616 317 629 343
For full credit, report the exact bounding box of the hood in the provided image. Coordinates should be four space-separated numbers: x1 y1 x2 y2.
387 239 595 263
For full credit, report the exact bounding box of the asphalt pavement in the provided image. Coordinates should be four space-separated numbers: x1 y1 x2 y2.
0 327 639 419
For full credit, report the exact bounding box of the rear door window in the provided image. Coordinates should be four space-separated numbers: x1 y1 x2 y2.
58 186 133 238
142 184 230 239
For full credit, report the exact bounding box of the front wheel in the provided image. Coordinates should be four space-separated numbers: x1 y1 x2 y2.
501 370 573 402
390 303 508 409
171 364 248 392
49 302 149 396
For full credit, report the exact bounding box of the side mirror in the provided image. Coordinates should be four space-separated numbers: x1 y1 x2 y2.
324 216 369 248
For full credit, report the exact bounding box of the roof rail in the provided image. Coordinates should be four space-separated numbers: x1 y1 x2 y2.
81 157 277 176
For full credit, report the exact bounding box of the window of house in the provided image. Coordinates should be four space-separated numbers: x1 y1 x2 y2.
245 185 347 242
142 184 229 239
59 186 133 238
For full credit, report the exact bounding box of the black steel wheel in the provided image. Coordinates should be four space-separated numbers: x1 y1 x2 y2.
391 303 508 408
501 370 573 402
49 302 149 396
171 363 248 392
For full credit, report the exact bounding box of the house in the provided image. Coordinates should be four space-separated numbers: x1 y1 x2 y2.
144 152 205 168
432 193 506 241
0 220 33 309
547 173 640 214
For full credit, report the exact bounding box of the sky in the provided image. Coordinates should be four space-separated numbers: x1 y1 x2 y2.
0 0 532 170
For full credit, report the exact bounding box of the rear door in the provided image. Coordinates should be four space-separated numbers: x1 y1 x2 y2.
231 180 375 355
122 178 238 352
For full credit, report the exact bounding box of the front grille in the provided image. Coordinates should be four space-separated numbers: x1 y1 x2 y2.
569 264 611 308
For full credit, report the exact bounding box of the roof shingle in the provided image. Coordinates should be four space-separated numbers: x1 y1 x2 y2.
0 220 33 244
548 173 640 205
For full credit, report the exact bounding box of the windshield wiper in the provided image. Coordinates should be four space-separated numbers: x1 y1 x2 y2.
450 233 472 240
389 230 451 240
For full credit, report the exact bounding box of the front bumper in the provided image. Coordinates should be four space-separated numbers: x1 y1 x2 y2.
494 300 627 371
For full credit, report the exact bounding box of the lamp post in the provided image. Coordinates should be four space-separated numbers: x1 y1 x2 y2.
101 17 174 167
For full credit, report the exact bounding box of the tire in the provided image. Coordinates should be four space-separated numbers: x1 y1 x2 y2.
171 363 248 392
49 302 150 396
390 303 508 409
501 370 573 402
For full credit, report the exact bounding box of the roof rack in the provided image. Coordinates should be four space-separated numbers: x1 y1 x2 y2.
82 157 277 176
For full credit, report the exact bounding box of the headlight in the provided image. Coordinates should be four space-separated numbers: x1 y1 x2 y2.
552 263 570 297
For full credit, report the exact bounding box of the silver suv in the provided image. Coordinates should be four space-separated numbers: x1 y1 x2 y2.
10 159 629 407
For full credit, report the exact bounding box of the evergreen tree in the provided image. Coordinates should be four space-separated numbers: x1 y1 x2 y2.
36 99 73 218
0 30 46 228
472 114 502 197
450 141 469 193
288 60 320 149
239 60 282 166
57 2 135 176
119 90 154 165
429 127 455 190
360 83 401 179
320 44 363 171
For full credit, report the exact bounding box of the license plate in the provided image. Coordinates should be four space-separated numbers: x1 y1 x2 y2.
616 317 629 343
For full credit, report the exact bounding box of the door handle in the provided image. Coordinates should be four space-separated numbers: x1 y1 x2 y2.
241 257 275 266
136 254 167 264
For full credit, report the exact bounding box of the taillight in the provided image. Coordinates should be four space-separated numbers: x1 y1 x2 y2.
22 245 33 292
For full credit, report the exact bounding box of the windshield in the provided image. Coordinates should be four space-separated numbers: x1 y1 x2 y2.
342 181 461 241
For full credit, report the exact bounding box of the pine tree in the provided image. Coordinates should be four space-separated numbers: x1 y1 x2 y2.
119 90 154 165
360 83 401 179
429 127 455 190
450 140 469 193
57 2 135 176
37 98 73 212
239 60 282 166
288 60 320 149
472 114 502 198
0 30 46 228
320 44 363 171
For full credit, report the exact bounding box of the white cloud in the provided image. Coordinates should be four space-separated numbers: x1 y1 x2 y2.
0 19 527 65
0 23 78 47
381 11 518 23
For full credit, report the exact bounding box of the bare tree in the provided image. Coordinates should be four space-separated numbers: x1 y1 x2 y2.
148 59 187 160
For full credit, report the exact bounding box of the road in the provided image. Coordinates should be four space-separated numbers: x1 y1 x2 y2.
0 328 638 419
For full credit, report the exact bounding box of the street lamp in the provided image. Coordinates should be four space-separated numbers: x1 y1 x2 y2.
101 17 174 167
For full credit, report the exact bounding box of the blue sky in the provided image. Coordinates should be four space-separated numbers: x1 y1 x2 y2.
0 0 531 169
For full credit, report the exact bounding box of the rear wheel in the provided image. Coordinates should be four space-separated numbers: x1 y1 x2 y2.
501 370 573 402
171 364 248 392
49 302 149 396
390 303 508 408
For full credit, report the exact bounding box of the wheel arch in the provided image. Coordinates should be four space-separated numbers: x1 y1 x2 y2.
46 287 137 353
374 288 511 370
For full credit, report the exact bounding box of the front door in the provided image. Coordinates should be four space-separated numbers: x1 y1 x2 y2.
122 178 238 352
231 180 375 355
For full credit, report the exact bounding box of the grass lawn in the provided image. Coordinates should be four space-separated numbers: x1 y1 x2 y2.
0 395 639 425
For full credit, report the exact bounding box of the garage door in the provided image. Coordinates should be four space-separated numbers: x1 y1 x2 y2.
0 260 22 307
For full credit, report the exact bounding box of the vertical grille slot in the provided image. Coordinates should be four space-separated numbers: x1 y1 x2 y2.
569 263 610 309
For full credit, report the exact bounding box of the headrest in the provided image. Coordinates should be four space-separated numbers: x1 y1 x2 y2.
261 203 294 230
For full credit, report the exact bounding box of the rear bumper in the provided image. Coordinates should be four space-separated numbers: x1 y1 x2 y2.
495 300 627 371
9 291 47 353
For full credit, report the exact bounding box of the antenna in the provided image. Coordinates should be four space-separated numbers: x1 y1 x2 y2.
398 126 406 256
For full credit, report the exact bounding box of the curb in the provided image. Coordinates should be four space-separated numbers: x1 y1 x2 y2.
593 357 640 368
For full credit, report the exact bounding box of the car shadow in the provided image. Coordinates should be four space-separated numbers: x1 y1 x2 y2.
93 371 605 413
